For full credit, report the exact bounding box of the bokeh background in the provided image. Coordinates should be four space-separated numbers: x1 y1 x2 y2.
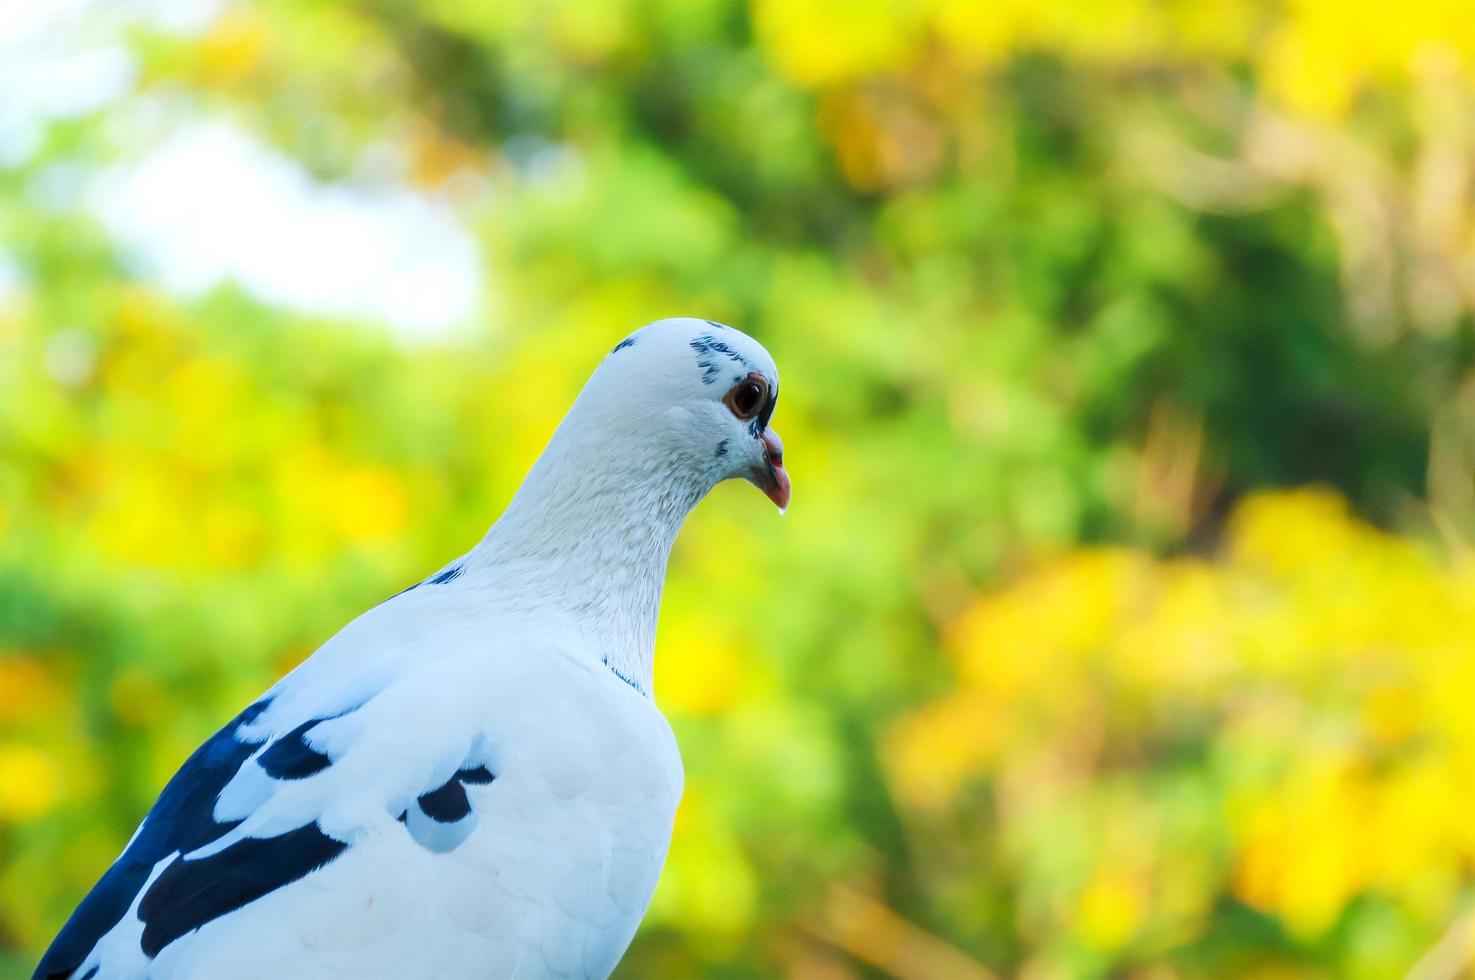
5 1 1475 977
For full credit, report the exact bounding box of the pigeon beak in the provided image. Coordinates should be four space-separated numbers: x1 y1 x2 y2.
753 428 790 513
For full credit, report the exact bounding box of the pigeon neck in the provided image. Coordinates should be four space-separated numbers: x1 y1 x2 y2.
468 419 711 697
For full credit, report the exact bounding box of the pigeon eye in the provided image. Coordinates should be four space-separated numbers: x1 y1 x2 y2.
725 377 767 420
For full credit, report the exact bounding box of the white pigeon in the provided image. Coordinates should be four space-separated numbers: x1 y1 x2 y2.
36 317 789 980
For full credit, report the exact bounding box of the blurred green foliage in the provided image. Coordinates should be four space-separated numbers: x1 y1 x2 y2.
6 1 1475 977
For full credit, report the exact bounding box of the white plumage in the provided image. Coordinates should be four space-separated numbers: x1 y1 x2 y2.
36 318 788 980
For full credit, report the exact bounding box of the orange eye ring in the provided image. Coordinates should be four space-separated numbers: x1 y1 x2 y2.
724 375 768 420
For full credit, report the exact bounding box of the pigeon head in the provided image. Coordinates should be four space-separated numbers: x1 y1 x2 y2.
474 316 787 690
583 317 790 511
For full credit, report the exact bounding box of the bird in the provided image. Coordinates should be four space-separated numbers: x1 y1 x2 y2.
35 317 790 980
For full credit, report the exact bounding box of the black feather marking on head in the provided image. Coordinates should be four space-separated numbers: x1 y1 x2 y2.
137 822 349 957
33 700 274 979
755 384 778 435
704 319 730 330
690 334 750 385
714 439 729 459
611 336 636 354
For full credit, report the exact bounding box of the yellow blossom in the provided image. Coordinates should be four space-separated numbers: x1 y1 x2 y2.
0 744 60 821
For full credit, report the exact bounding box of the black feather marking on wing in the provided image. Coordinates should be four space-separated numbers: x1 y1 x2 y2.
33 700 273 980
136 823 348 957
397 764 497 855
458 764 494 784
415 766 496 824
690 335 750 385
256 719 332 780
381 580 420 604
254 698 370 782
379 561 464 607
610 336 636 353
416 780 471 823
703 319 730 330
